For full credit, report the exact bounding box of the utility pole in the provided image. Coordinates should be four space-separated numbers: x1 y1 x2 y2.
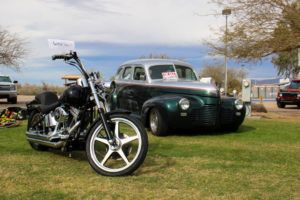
222 8 231 95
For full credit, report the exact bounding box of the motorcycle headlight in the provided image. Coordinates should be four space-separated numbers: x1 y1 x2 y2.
234 99 244 110
179 98 190 111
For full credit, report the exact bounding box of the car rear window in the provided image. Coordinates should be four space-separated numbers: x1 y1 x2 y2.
0 76 11 82
149 65 175 79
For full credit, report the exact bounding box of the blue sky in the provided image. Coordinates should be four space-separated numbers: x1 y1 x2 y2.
0 0 278 85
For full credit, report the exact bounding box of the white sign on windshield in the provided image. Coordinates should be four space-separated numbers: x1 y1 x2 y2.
162 72 177 80
48 39 75 51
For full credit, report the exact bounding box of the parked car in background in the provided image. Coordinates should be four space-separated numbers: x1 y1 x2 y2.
276 79 300 108
0 75 18 104
107 59 246 136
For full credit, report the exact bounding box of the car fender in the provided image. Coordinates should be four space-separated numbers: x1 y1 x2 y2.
141 95 184 127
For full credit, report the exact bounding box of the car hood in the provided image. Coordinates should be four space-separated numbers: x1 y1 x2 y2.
150 79 219 97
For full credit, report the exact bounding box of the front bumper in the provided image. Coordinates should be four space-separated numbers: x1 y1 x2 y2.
276 97 300 105
167 104 246 130
0 90 17 98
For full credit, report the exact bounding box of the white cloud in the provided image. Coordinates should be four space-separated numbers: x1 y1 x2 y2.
0 0 222 46
1 0 243 84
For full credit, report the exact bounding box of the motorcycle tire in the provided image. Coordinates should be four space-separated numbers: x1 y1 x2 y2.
86 114 148 176
27 110 48 151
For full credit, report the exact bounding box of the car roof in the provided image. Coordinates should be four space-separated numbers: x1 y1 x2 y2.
121 59 193 68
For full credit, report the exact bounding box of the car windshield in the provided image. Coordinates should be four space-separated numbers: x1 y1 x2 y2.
149 65 175 79
0 76 11 82
289 81 300 89
149 64 197 80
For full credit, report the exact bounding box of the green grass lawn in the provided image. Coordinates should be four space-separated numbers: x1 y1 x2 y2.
0 119 299 200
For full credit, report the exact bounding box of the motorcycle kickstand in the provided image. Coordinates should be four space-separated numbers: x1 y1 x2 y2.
61 144 73 158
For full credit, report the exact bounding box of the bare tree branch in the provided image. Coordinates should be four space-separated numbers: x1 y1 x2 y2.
206 0 300 63
0 28 28 71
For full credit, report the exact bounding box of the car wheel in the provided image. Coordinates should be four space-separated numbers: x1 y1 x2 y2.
277 101 285 108
7 97 17 104
149 108 168 136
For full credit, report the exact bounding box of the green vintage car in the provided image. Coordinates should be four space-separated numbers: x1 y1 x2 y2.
108 59 245 136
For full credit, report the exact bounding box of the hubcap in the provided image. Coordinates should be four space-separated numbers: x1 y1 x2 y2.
150 110 158 133
110 138 121 151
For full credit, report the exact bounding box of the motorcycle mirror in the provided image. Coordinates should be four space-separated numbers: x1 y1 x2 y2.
96 72 101 79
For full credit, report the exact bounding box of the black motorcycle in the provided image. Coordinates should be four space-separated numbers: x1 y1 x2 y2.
25 51 148 176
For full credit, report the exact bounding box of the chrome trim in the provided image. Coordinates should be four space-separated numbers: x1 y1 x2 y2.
115 80 218 95
67 121 81 135
234 99 244 110
179 98 190 110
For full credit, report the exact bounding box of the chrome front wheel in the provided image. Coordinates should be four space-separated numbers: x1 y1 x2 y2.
86 114 148 176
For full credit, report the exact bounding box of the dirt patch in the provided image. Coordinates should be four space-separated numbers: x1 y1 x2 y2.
252 101 300 121
0 95 34 111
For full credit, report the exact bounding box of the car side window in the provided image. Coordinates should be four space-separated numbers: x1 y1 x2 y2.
175 65 197 80
122 67 132 80
133 67 146 81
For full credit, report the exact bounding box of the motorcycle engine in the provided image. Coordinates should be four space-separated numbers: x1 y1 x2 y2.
54 107 69 123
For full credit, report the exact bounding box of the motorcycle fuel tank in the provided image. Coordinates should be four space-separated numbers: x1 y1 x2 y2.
60 85 87 107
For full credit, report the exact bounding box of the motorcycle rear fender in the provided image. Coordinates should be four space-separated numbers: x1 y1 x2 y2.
26 91 60 114
26 100 41 114
84 109 131 141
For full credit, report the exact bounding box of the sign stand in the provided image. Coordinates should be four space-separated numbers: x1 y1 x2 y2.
242 79 252 117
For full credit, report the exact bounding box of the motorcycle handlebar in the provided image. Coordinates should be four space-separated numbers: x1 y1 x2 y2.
52 51 89 79
52 54 73 60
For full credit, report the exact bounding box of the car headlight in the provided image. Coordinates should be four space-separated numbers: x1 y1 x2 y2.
298 93 300 98
179 98 190 111
279 93 283 97
10 85 16 90
234 99 244 110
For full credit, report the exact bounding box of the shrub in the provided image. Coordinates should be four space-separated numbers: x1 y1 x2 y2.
17 82 65 96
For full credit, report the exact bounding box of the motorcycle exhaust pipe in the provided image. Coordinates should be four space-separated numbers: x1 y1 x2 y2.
27 137 65 148
26 131 60 141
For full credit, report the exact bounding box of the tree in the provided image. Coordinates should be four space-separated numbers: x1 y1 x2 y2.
207 0 300 63
0 28 28 70
271 49 300 78
140 53 171 59
139 53 185 61
199 62 248 93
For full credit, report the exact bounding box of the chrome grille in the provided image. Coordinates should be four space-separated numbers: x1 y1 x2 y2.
221 108 233 124
189 105 217 126
0 85 10 91
282 93 297 98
